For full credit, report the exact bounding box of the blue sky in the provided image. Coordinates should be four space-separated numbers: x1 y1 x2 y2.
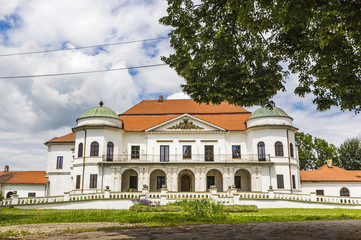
0 0 360 171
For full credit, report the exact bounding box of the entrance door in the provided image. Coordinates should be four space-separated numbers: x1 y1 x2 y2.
129 176 138 191
181 175 191 192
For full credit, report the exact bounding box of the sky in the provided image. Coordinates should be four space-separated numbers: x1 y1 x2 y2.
0 0 360 171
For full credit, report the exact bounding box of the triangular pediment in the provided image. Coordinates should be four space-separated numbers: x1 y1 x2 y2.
145 114 225 132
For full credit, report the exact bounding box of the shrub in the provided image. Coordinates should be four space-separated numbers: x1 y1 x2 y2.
129 205 183 212
131 198 152 206
170 199 227 220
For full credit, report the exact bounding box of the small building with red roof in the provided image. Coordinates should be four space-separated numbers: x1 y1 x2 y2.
300 159 361 197
0 167 49 198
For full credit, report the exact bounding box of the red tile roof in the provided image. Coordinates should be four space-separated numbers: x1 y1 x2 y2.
0 171 48 184
46 132 75 144
121 99 250 115
300 165 361 182
120 99 251 131
47 100 251 141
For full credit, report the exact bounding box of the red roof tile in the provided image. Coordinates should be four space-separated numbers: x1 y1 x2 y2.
300 164 361 182
0 171 48 184
119 99 251 131
46 132 75 144
121 99 249 115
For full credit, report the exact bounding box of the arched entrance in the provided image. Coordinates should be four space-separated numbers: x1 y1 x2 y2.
121 169 138 192
6 191 13 198
149 169 166 192
234 169 251 192
206 169 223 192
178 169 195 192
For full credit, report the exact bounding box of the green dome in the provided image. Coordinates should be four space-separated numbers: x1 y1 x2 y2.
78 104 119 120
249 107 290 119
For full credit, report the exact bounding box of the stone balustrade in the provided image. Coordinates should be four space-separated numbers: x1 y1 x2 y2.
2 189 361 207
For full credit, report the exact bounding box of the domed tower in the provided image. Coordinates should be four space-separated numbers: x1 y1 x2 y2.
71 101 123 193
245 107 299 193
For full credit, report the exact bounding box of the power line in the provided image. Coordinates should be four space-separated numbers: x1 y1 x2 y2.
0 63 168 79
0 36 169 57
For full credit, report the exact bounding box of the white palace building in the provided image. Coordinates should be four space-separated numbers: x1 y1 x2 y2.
46 97 300 196
2 97 361 207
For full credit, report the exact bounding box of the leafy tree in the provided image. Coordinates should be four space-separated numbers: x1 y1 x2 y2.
338 138 361 170
160 0 361 112
313 137 338 168
295 132 316 170
295 132 338 170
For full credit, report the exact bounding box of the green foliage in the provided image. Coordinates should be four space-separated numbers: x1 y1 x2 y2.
338 138 361 170
160 0 361 112
295 132 338 170
129 205 184 212
0 191 3 201
223 205 258 213
170 199 227 220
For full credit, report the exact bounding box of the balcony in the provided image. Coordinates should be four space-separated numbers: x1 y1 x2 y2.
102 154 271 163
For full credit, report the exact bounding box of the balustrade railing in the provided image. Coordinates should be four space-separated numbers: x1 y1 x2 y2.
102 154 271 163
2 190 361 207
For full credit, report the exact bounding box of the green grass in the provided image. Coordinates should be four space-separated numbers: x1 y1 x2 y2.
1 208 361 227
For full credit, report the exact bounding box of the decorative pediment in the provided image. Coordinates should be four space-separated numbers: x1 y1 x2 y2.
167 119 204 130
145 114 226 132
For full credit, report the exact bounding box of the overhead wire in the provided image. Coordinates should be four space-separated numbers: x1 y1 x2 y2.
0 63 168 79
0 36 169 57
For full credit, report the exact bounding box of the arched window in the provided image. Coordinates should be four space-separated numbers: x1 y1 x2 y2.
78 143 83 158
107 142 113 161
257 142 266 161
6 191 13 198
340 187 350 197
90 141 99 156
275 141 284 156
290 143 294 157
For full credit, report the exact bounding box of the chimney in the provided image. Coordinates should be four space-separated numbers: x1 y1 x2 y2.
158 95 164 102
327 159 333 168
4 165 9 172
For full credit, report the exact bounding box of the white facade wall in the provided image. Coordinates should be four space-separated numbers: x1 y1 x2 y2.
301 182 361 197
1 184 46 198
46 144 73 196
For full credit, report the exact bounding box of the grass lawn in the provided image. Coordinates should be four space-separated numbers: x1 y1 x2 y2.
1 208 361 227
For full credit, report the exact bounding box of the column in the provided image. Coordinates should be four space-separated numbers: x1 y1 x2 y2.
116 170 121 192
251 167 258 192
110 168 115 191
166 167 172 190
200 168 206 191
223 167 229 192
195 167 201 191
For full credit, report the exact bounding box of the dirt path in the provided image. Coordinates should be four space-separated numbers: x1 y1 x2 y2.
3 220 361 239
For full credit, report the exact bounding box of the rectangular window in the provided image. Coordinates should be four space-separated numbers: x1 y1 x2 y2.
89 174 97 188
76 175 81 189
183 145 192 159
56 156 63 169
232 145 241 158
205 145 214 162
207 176 215 189
277 174 284 189
316 190 324 196
28 192 36 197
130 176 138 189
160 145 169 162
131 146 140 159
235 176 241 189
292 175 296 189
157 176 165 189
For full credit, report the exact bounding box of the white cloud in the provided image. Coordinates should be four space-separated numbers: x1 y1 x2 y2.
167 92 191 100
